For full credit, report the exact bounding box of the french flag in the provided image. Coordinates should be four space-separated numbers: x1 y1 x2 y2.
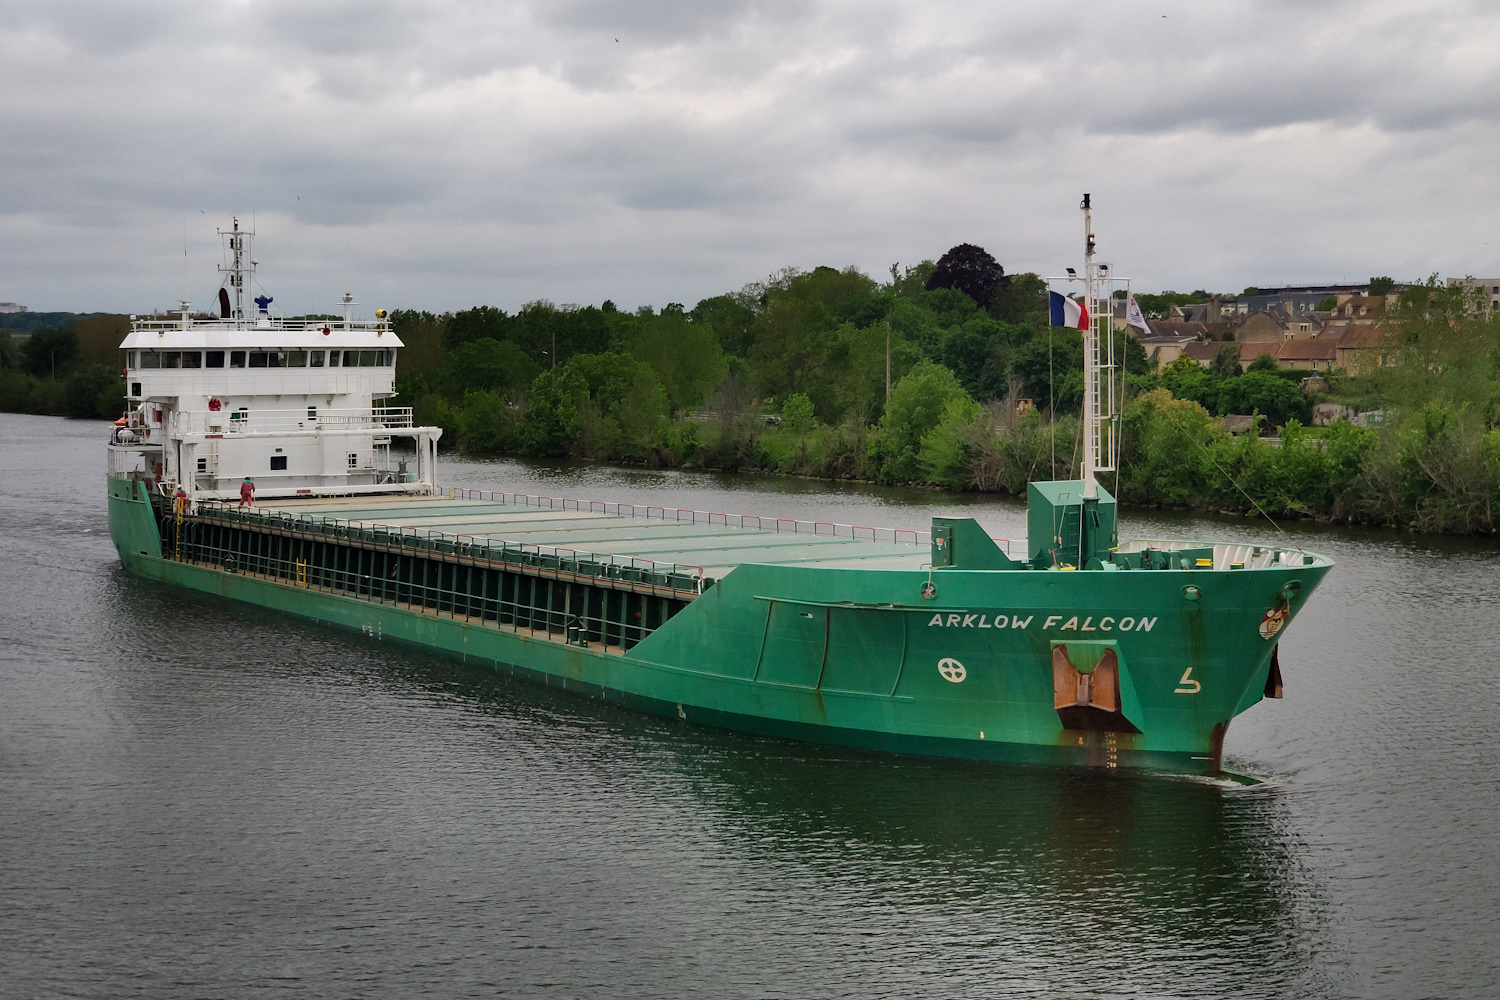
1049 290 1090 329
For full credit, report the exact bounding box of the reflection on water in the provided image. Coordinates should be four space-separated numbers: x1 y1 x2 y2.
3 416 1498 998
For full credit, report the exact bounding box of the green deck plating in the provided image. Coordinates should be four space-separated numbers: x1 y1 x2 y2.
108 475 1331 775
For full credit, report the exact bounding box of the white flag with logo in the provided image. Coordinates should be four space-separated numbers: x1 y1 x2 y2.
1124 294 1151 335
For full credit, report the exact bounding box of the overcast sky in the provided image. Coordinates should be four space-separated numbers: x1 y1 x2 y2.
2 0 1497 315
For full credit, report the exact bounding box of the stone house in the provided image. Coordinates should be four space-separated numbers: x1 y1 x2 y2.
1275 333 1340 372
1129 320 1206 370
1333 323 1397 375
1231 311 1288 344
1237 341 1281 370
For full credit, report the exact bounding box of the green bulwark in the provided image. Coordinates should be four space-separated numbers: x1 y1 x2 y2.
931 517 1018 570
1028 480 1118 568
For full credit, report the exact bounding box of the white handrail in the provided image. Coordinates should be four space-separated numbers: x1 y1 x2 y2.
173 406 414 435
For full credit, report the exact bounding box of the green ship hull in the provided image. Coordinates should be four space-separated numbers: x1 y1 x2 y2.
108 476 1331 775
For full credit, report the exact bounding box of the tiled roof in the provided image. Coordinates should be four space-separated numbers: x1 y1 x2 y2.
1181 341 1229 362
1146 320 1207 339
1335 323 1394 349
1276 337 1338 361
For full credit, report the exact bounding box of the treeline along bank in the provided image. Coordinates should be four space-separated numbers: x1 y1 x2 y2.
4 246 1499 534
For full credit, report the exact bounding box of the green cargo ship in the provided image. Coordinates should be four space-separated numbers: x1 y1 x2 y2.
106 210 1330 775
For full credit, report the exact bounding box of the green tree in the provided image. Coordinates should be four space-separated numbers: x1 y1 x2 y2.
21 328 79 378
988 272 1049 326
1158 353 1219 412
780 392 815 434
74 315 130 367
390 310 448 380
1216 370 1311 425
806 322 920 425
917 395 982 488
887 261 935 298
443 305 509 350
1368 276 1395 297
1208 343 1242 380
1118 388 1217 506
632 310 728 411
518 366 590 456
873 361 972 482
690 294 757 358
615 367 670 459
441 338 537 398
784 266 887 326
1011 330 1085 415
457 390 520 452
747 296 836 398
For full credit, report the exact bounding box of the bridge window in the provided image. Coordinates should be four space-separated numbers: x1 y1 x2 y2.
328 350 341 367
270 456 288 471
180 351 201 369
206 351 224 368
248 351 269 368
286 350 307 367
140 350 161 369
230 351 246 368
309 350 325 367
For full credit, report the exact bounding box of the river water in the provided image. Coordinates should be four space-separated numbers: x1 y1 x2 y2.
2 411 1498 999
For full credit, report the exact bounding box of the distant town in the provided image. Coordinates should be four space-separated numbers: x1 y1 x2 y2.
1127 277 1500 376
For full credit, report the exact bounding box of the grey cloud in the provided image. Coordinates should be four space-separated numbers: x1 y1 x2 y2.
0 0 1497 313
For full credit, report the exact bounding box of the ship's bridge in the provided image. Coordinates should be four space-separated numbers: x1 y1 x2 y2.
119 316 402 404
109 313 440 503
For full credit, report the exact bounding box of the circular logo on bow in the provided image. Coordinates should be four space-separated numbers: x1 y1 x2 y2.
1259 607 1288 640
937 658 967 683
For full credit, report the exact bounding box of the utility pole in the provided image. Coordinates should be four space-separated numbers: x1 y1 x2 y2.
884 321 891 406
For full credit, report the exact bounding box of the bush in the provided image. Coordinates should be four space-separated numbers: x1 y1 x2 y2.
1216 370 1311 426
64 364 122 419
871 361 972 483
1118 388 1217 506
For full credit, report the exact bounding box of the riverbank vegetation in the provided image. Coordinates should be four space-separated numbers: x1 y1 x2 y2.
0 316 129 419
388 256 1499 534
5 251 1497 533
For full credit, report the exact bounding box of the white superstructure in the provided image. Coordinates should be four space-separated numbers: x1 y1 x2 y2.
107 220 442 503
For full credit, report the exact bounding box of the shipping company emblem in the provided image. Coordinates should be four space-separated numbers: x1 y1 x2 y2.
937 658 967 683
1259 607 1289 640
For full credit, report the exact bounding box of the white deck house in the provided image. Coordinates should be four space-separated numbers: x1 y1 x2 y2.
108 221 441 504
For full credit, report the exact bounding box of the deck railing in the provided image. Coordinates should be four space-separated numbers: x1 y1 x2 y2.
194 500 709 593
174 406 414 435
442 488 933 547
169 525 667 650
130 316 390 334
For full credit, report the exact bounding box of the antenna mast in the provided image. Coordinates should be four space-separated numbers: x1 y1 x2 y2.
1079 194 1117 501
217 218 255 323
